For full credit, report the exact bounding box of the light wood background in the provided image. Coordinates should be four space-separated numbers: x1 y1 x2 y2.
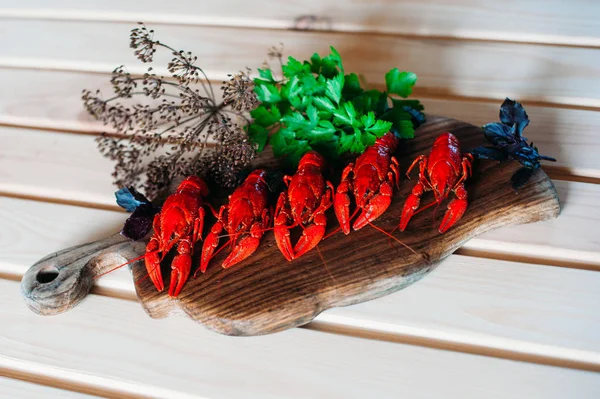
0 1 599 398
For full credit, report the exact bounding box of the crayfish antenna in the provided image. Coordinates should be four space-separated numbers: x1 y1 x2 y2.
323 226 342 240
133 260 164 286
324 207 361 241
431 201 443 230
193 239 231 278
315 245 337 286
368 222 418 255
93 252 153 280
217 227 274 240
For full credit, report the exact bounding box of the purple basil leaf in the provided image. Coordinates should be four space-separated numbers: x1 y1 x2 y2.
120 204 158 240
402 106 426 127
499 98 529 138
121 215 153 240
470 147 508 162
482 122 516 147
510 145 538 168
128 186 152 204
115 187 145 212
511 167 535 190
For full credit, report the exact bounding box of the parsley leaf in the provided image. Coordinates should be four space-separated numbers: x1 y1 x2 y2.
258 68 276 83
313 96 336 112
325 74 344 104
309 53 322 74
247 46 425 166
247 124 270 151
255 83 281 103
366 119 393 136
385 68 417 98
250 105 281 127
333 102 356 127
282 56 309 78
342 73 363 100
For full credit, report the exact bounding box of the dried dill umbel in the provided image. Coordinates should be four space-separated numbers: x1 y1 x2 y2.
82 23 259 198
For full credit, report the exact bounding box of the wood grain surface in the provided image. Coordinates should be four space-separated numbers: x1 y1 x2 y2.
2 19 600 107
6 279 600 399
6 0 599 46
130 115 560 335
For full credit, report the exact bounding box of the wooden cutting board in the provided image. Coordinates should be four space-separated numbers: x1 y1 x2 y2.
21 115 560 335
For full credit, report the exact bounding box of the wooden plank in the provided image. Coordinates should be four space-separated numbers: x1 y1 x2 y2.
463 180 600 268
2 196 600 367
2 279 600 398
0 377 98 398
0 69 106 133
0 197 131 296
1 127 600 267
1 20 600 107
1 67 597 177
0 127 116 206
2 0 599 47
421 98 600 179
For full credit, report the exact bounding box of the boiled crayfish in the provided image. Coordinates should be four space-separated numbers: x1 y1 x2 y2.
145 175 209 297
399 132 473 233
199 169 271 272
334 131 400 234
274 151 334 261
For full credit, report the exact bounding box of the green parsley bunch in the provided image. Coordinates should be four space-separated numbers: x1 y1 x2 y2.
247 46 425 165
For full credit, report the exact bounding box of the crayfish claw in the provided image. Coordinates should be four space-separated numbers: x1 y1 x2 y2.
334 183 352 235
274 192 295 262
294 214 327 259
145 236 165 292
352 182 393 231
438 186 468 233
222 235 261 269
399 182 425 232
274 223 294 261
169 250 191 297
198 221 223 275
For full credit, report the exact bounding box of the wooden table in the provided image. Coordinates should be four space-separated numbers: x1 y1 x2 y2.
1 1 599 397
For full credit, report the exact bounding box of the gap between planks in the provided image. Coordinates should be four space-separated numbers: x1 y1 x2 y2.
456 247 600 272
0 191 123 213
0 7 599 49
0 374 105 399
306 319 600 373
0 365 197 399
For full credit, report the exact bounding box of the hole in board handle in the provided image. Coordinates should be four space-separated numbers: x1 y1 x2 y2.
36 266 59 284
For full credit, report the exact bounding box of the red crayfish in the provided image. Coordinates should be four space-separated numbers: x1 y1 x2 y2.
399 132 473 233
334 131 400 234
199 169 272 272
145 175 209 297
274 151 334 261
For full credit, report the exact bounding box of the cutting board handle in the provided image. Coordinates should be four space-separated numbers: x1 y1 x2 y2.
20 233 146 315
